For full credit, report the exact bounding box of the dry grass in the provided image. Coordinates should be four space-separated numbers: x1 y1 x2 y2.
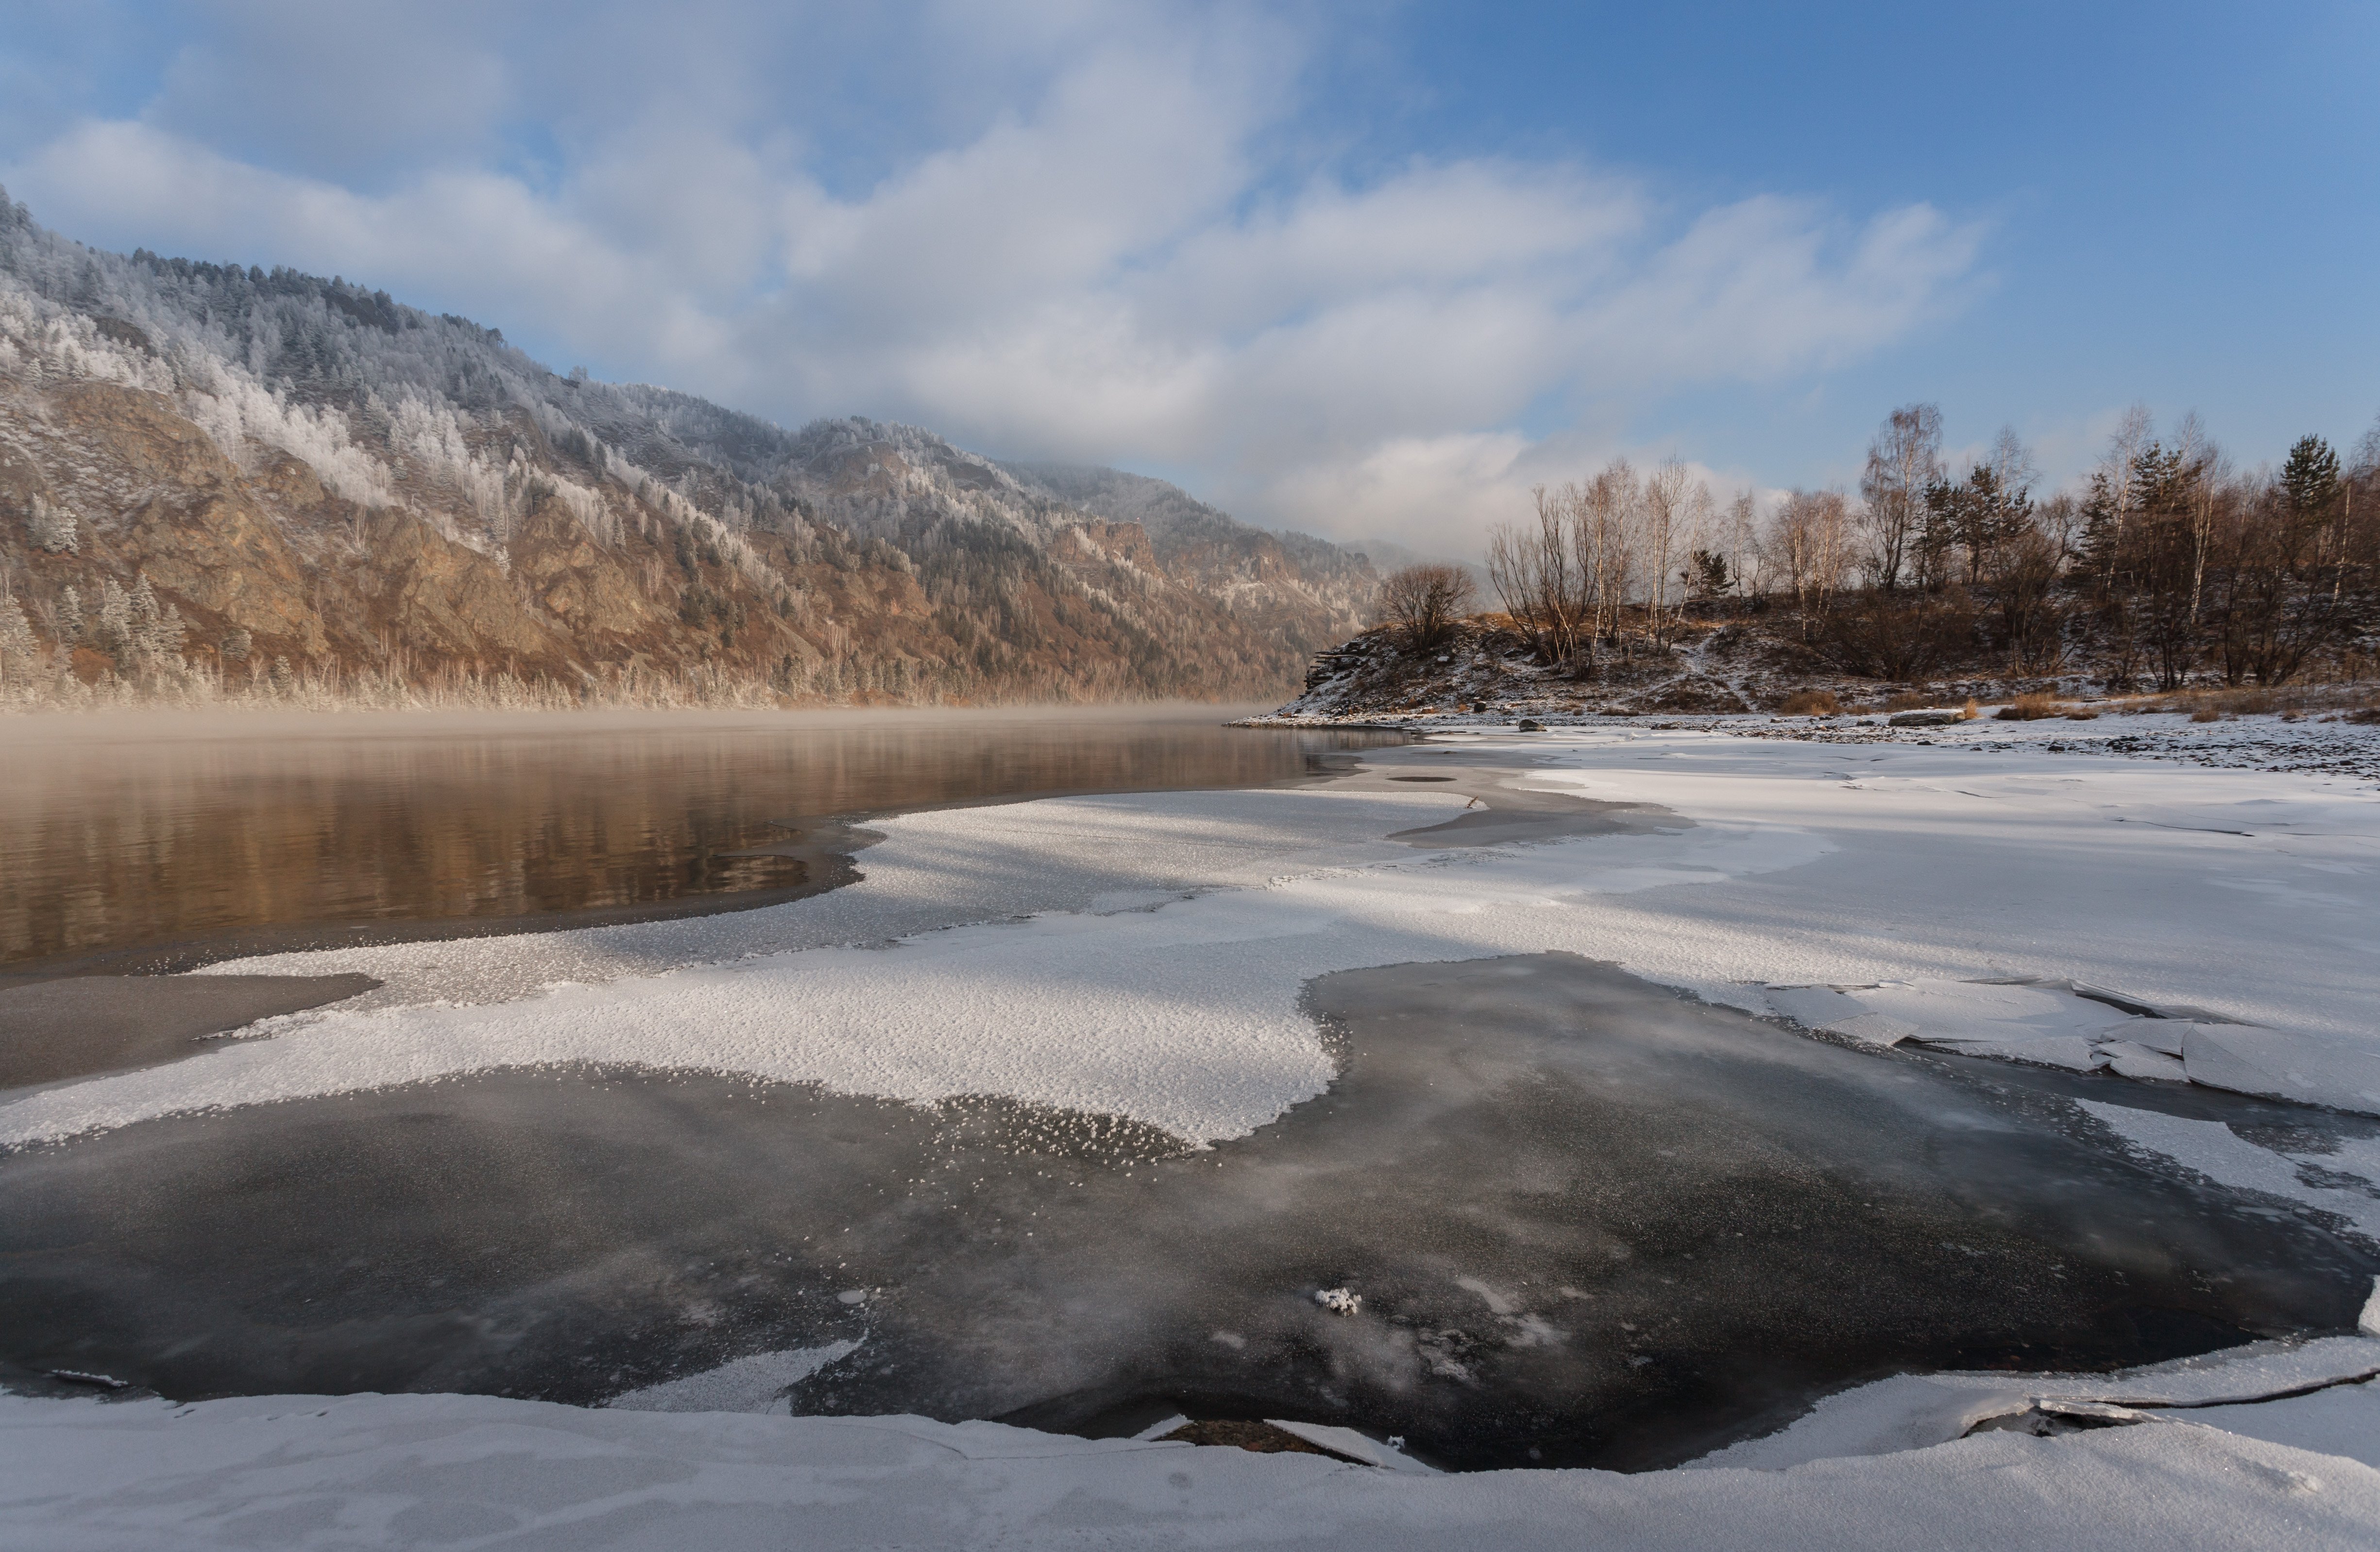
1780 689 1841 716
2104 683 2380 720
1882 691 1934 712
1960 699 1980 721
1995 692 2064 721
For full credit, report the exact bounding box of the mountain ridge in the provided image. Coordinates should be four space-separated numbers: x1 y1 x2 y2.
0 191 1376 708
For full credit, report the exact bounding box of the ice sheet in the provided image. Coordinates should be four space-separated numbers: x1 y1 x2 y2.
603 1342 859 1414
12 725 2380 1146
2078 1102 2380 1241
189 789 1480 1012
0 794 1822 1146
1692 1330 2380 1471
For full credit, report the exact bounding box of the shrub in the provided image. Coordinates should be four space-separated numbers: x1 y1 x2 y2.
2191 708 2222 723
1817 594 1974 681
1377 564 1476 654
1779 689 1840 716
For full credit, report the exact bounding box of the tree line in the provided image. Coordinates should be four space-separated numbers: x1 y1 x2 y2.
1380 404 2379 689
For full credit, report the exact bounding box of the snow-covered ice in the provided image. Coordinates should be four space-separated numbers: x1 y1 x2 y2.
602 1342 859 1415
9 724 2379 1147
5 1371 2378 1551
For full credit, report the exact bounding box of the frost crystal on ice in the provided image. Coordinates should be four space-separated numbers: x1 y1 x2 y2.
1315 1286 1362 1316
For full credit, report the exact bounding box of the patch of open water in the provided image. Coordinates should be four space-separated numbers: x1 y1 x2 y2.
0 708 1397 977
3 953 2369 1471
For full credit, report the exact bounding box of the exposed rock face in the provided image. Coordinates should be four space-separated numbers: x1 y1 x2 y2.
0 191 1375 707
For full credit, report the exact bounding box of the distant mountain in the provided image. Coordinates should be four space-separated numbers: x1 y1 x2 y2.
0 190 1377 707
999 461 1374 652
1343 535 1489 592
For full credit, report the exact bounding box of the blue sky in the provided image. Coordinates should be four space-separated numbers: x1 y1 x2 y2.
1 1 2372 551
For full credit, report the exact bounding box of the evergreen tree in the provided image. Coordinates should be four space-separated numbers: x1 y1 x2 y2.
93 578 133 665
0 590 37 683
2280 434 2342 522
26 495 79 554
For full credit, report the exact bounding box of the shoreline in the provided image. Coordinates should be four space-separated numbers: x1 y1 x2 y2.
0 698 1292 747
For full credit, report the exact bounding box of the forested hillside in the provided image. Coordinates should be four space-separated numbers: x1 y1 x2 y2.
0 191 1375 709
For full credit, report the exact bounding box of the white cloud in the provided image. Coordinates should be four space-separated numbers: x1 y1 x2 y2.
0 3 1986 555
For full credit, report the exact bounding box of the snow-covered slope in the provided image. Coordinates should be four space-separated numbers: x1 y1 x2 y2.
0 191 1375 707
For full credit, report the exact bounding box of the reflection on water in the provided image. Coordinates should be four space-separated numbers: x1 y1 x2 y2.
0 708 1397 969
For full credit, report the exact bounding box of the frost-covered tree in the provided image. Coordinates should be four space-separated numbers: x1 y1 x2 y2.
0 589 37 684
58 584 83 641
92 577 133 664
25 495 78 554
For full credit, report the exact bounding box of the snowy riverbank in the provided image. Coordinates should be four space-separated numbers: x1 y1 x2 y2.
6 1325 2380 1550
5 721 2379 1542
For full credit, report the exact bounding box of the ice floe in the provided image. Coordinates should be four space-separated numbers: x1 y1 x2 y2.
1688 1321 2380 1473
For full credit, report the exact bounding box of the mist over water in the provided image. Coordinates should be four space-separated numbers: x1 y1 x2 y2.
4 954 2367 1470
0 706 1391 972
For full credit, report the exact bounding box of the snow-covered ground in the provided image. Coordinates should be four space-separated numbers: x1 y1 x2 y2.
6 719 2380 1543
6 1333 2379 1550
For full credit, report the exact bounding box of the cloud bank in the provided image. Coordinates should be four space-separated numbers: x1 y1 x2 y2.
1 2 1984 553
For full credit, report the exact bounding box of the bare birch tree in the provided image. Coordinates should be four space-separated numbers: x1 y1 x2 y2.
2091 404 2155 593
1858 404 1943 590
1725 489 1761 600
1579 460 1638 659
1641 458 1693 644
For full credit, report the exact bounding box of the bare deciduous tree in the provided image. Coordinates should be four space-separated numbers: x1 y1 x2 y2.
1376 562 1477 654
2087 404 2155 594
1640 458 1693 643
1725 489 1762 600
1858 404 1943 590
1768 489 1853 629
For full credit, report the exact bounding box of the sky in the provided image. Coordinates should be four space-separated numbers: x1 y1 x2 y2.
1 0 2373 554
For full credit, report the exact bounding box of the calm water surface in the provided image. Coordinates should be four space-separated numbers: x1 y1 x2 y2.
0 707 1399 972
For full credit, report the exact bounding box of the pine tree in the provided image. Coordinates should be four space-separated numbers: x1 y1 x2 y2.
2280 435 2342 522
94 578 133 663
26 496 79 555
128 574 160 656
59 585 84 640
